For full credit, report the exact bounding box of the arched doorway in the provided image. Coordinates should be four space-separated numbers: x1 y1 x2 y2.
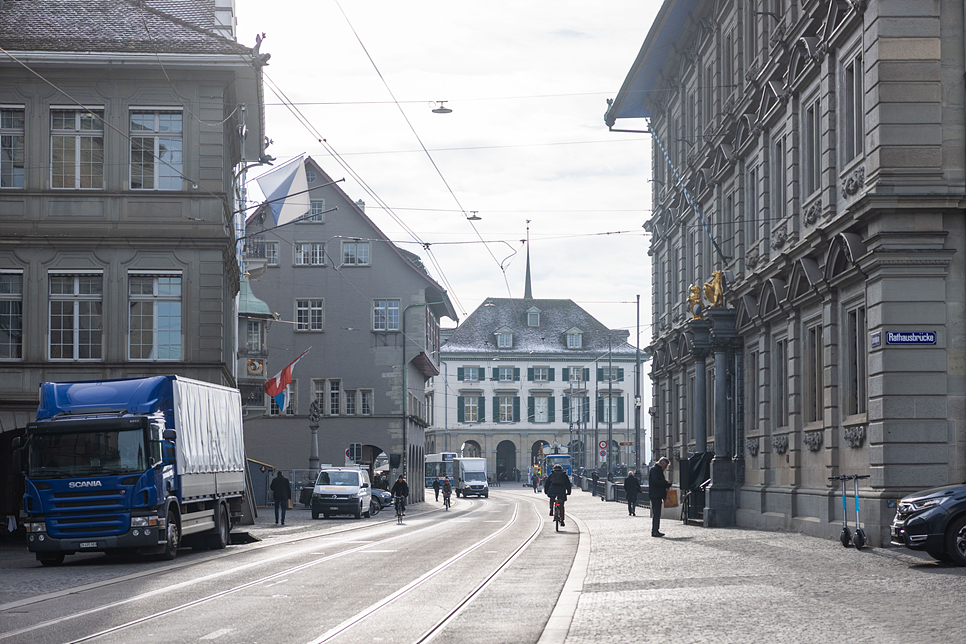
531 440 549 466
496 440 516 482
363 446 389 490
463 440 482 457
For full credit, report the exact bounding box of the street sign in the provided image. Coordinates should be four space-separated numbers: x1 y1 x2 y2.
599 449 607 458
598 440 608 449
618 442 633 446
346 448 351 458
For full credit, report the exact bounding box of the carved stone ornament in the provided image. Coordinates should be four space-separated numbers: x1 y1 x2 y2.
803 199 823 226
803 430 823 451
847 0 868 11
844 425 866 448
746 246 761 269
747 438 760 457
772 435 789 454
724 94 736 115
771 225 788 250
769 21 787 48
309 400 323 425
841 166 866 198
745 60 759 82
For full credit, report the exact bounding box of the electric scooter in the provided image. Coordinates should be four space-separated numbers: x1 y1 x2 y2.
851 474 870 549
829 475 852 548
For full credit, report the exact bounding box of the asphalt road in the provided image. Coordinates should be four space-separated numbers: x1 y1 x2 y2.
1 484 964 644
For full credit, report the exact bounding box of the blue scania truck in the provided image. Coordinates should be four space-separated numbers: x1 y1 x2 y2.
13 375 246 566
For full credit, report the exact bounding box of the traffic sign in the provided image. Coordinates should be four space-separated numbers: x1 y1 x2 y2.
618 442 633 446
599 449 607 458
598 440 608 449
346 448 351 458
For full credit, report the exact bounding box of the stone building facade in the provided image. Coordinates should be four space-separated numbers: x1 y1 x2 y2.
427 292 641 481
606 0 966 545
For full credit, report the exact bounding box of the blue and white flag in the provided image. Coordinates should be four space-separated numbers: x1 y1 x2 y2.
255 155 310 226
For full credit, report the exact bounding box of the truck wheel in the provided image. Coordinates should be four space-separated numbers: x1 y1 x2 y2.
206 504 229 550
354 505 363 519
38 553 65 567
944 515 966 566
484 492 489 498
158 509 180 561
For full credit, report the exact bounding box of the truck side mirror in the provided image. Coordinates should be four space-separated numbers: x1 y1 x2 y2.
11 436 21 450
162 429 176 440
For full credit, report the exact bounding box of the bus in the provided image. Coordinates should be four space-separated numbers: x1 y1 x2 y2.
425 452 457 487
544 453 572 477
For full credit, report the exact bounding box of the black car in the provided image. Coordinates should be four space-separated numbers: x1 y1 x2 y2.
371 488 392 509
891 482 966 565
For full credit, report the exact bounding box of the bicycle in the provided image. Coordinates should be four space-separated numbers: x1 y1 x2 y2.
553 495 565 531
393 496 405 524
443 492 451 511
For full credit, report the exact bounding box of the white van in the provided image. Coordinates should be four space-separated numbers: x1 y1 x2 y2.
454 457 489 498
311 467 372 519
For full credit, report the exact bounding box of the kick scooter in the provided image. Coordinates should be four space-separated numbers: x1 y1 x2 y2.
829 475 851 548
851 474 870 549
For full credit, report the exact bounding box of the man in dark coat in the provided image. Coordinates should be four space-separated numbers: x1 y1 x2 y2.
591 470 599 495
648 457 672 536
531 471 540 493
624 470 642 516
432 476 441 502
544 465 572 525
390 475 410 515
270 470 292 526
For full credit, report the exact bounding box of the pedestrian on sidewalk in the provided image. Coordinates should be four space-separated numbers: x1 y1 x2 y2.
270 470 292 526
531 471 540 493
591 470 599 496
648 457 672 537
432 476 441 502
624 470 641 516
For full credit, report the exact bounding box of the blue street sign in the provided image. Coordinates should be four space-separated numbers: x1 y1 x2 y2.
886 331 936 345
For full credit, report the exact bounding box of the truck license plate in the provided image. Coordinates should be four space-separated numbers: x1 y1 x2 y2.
79 542 97 548
329 506 339 510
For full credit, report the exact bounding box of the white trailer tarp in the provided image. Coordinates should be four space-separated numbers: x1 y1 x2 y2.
172 377 245 474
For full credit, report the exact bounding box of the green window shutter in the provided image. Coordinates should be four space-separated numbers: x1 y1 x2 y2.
597 397 604 423
597 368 604 382
548 368 555 382
513 397 520 422
583 368 590 382
617 368 625 382
562 396 570 423
514 368 520 381
492 367 499 381
493 397 500 422
527 367 534 382
617 397 625 423
457 397 465 423
527 397 535 422
562 367 570 381
548 397 555 422
583 400 591 423
457 367 464 381
478 396 486 422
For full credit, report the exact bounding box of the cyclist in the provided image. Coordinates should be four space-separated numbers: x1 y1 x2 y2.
390 474 409 516
441 476 453 508
544 464 572 526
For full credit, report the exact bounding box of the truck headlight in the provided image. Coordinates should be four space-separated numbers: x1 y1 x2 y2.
26 522 46 533
131 516 159 528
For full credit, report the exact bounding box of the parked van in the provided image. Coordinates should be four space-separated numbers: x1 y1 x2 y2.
454 457 489 498
311 467 372 519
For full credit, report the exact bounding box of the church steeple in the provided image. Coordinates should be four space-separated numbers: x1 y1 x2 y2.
523 221 533 299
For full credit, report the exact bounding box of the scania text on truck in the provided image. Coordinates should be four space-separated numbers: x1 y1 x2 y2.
13 376 246 566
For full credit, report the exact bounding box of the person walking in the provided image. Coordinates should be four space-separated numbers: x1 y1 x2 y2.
624 470 642 516
648 457 672 537
270 470 292 526
432 476 441 502
591 470 599 496
531 471 540 493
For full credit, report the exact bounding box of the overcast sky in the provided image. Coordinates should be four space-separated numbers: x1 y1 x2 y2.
234 1 658 346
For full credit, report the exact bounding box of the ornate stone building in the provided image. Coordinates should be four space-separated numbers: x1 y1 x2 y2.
606 0 965 545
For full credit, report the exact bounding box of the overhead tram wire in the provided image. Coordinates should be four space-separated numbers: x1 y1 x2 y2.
333 0 512 299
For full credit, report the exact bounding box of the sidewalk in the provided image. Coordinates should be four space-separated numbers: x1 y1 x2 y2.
553 487 964 644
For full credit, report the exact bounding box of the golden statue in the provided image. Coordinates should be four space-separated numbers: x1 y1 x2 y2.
703 270 726 308
687 284 704 319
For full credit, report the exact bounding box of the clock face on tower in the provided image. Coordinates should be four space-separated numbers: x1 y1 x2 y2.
247 359 264 376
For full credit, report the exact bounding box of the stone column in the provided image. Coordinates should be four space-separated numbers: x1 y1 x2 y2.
705 307 739 528
688 319 712 452
308 400 322 471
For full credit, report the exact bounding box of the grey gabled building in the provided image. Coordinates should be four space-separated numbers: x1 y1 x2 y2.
606 0 966 545
0 0 266 519
241 156 457 499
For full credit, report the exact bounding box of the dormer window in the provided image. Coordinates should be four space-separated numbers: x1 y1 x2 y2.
495 326 513 348
526 306 541 327
566 327 582 349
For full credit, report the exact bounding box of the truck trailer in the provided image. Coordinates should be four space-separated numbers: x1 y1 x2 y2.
13 375 246 566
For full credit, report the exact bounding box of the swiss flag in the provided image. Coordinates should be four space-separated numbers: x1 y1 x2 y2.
264 349 310 412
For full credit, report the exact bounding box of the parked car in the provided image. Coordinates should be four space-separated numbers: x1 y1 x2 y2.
311 467 372 520
371 488 392 509
891 482 966 565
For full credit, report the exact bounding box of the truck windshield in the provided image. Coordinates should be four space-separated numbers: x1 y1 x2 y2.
464 471 486 482
28 427 148 478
